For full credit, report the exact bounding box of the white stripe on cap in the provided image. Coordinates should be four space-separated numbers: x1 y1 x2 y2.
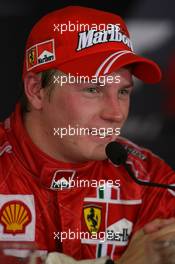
95 50 133 77
104 50 133 74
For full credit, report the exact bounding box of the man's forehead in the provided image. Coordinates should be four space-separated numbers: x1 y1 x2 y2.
111 66 132 75
74 71 133 88
50 66 133 88
105 67 133 84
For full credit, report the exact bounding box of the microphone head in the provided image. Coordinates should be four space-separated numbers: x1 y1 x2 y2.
105 141 128 165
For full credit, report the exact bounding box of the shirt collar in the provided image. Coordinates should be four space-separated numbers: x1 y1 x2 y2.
6 103 96 189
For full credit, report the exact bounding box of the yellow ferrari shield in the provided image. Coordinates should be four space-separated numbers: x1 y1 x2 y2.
28 49 35 65
84 205 101 234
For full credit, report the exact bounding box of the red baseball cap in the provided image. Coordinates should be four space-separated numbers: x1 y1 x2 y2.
23 6 161 83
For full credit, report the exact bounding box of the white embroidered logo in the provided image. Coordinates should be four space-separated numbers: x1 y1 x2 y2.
0 142 12 156
77 25 133 51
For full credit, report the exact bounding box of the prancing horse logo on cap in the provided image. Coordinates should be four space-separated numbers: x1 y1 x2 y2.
26 39 56 71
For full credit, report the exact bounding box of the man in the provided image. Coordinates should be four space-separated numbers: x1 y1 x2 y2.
0 5 175 264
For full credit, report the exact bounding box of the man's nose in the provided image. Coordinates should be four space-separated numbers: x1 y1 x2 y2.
100 97 124 123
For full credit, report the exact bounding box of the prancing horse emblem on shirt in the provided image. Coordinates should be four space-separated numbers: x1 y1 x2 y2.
83 205 101 234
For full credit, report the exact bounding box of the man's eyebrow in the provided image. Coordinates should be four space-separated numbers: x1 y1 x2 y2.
75 79 134 88
123 81 134 88
119 78 134 88
76 81 102 87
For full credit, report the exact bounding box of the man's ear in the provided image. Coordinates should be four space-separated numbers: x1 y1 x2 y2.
23 72 44 110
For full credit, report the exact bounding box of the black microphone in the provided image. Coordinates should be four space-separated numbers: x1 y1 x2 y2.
105 141 175 191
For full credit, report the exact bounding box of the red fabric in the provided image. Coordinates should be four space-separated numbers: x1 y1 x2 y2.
0 104 175 260
23 6 161 84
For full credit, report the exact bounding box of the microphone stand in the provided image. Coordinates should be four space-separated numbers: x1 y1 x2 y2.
124 162 175 191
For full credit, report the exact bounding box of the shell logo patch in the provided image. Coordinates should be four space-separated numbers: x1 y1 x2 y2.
0 200 32 235
0 195 35 241
83 205 101 234
26 39 55 71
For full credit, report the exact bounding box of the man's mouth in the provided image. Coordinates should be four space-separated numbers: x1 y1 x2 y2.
88 129 115 138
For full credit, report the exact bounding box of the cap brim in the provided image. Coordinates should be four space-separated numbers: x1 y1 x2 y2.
58 50 161 84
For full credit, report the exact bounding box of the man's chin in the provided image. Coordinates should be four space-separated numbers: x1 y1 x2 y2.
83 144 108 162
68 136 114 163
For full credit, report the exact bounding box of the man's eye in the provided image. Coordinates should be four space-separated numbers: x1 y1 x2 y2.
85 87 100 93
119 88 132 98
